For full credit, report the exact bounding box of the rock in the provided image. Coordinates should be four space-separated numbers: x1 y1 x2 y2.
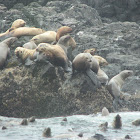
62 117 67 122
102 107 109 116
125 135 132 139
132 119 140 126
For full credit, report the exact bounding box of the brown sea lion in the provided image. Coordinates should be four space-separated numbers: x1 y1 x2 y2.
0 37 17 68
113 114 122 129
83 48 96 56
72 53 100 86
107 70 133 109
94 55 109 85
36 43 70 72
56 26 72 41
0 19 26 38
0 27 46 40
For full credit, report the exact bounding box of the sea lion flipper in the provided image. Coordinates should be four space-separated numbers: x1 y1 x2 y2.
86 69 101 87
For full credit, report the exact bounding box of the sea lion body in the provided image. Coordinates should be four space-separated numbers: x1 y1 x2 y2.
72 53 99 73
94 55 109 84
0 27 46 39
31 31 57 45
0 19 26 38
0 37 17 68
107 70 133 108
72 53 100 86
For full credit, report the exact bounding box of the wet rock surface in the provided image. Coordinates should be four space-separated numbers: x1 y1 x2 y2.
0 0 140 118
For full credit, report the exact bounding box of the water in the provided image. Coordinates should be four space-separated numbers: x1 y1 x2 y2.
0 112 140 140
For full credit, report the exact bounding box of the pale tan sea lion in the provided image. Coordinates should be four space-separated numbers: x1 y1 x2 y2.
0 37 17 68
72 53 100 86
0 27 46 39
83 48 96 56
0 19 26 38
107 70 133 108
30 26 73 46
9 19 26 31
31 31 57 45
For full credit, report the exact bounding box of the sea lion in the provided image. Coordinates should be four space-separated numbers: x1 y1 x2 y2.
72 53 100 86
42 127 51 137
23 40 37 49
0 27 46 40
0 37 17 68
83 48 96 56
30 26 73 45
94 55 109 85
107 70 133 109
35 35 76 72
0 19 26 38
9 19 26 31
56 26 72 41
112 114 122 129
31 31 57 45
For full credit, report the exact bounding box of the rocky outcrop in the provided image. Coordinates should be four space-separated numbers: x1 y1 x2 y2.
0 0 140 118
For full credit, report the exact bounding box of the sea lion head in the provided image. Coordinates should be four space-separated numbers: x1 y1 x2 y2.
4 37 18 46
84 48 96 56
56 26 72 41
120 70 133 80
15 47 24 57
11 19 26 28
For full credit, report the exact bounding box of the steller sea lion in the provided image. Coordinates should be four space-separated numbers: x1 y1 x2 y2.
30 26 73 45
35 35 73 72
0 27 46 40
83 48 96 56
0 37 17 68
56 26 72 41
0 19 26 38
113 114 122 129
72 53 100 86
107 70 133 109
94 55 109 85
15 47 52 66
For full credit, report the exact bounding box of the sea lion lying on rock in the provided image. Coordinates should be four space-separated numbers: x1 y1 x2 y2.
107 70 133 109
36 35 73 72
72 53 100 86
0 37 17 68
0 19 26 38
30 26 73 45
15 47 52 66
0 27 46 40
